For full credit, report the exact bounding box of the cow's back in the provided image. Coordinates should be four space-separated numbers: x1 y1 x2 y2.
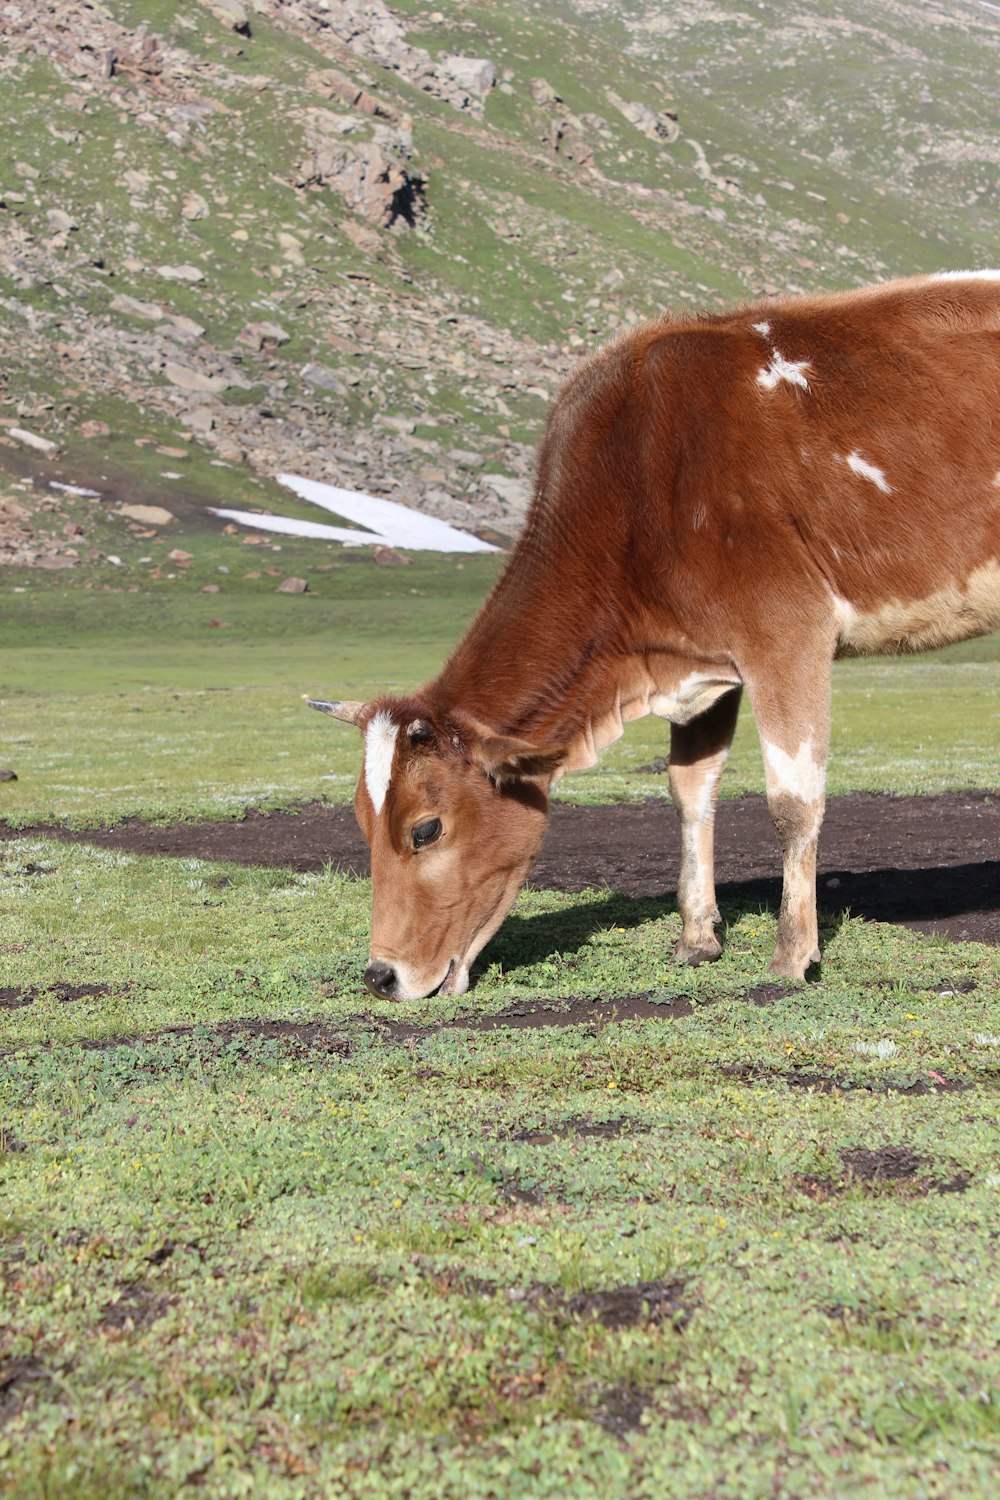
539 274 1000 657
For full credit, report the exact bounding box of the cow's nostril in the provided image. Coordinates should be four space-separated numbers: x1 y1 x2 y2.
364 961 397 1000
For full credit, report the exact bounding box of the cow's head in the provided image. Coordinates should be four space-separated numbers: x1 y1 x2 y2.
308 696 565 1000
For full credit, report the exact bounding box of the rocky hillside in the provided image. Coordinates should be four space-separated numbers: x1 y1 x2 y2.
1 0 998 550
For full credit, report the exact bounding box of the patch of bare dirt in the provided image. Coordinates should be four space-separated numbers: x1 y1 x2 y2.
80 1017 353 1060
0 981 113 1011
592 1385 652 1436
99 1285 174 1332
723 1064 970 1096
0 1356 57 1428
795 1145 973 1201
448 1271 692 1331
4 791 996 944
508 1116 642 1145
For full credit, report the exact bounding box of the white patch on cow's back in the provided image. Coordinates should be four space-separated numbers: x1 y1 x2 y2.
845 450 892 493
364 711 399 814
930 269 1000 283
751 320 771 337
763 738 825 807
756 351 811 392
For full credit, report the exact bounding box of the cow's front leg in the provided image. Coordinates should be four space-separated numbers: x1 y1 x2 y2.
746 658 832 980
669 687 742 965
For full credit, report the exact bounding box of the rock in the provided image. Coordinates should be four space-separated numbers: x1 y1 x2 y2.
0 770 18 782
204 0 251 34
156 264 205 282
373 545 409 566
157 314 206 345
182 192 210 220
297 112 427 230
607 92 679 144
276 576 308 593
200 583 221 593
180 408 217 434
163 362 231 394
111 294 163 319
9 428 58 455
167 548 193 563
301 362 344 393
440 55 495 100
115 504 176 526
480 473 531 512
46 208 77 232
237 321 290 349
78 420 111 438
531 78 562 106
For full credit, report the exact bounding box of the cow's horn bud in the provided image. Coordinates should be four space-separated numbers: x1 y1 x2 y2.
304 697 365 724
406 718 433 744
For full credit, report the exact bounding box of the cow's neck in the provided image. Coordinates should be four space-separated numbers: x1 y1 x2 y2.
429 529 699 774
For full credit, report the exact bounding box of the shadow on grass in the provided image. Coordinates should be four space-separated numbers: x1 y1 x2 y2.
481 859 999 978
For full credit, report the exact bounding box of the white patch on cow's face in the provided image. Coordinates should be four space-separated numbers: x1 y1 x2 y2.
930 269 1000 283
846 450 891 493
364 711 399 815
763 738 825 807
756 351 811 392
751 320 771 337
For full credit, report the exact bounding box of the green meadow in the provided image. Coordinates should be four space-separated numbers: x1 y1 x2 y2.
2 545 998 827
2 548 999 1498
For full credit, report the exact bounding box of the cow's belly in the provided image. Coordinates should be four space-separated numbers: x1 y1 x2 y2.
833 560 1000 657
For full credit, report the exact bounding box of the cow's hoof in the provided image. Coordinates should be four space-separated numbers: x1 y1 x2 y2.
768 947 820 982
674 934 722 966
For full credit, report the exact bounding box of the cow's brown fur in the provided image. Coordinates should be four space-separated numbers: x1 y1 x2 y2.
320 274 1000 999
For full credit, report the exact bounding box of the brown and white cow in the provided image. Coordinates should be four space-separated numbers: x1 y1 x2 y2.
311 272 1000 999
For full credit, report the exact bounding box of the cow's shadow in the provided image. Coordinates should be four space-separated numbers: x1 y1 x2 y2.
480 861 999 979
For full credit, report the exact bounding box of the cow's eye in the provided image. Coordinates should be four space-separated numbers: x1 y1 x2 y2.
412 817 442 849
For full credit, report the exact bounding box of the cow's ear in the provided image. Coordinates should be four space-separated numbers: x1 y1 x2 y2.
304 697 366 726
471 732 566 784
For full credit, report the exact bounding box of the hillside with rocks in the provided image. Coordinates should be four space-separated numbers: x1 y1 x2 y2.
1 0 998 555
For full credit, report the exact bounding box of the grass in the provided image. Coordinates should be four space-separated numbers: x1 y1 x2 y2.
1 837 998 1497
1 531 999 1496
1 550 998 825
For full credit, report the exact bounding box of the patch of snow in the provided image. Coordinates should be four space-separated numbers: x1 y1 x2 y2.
209 474 498 554
49 481 101 498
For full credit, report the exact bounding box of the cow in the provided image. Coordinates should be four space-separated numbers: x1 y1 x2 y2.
310 272 1000 1000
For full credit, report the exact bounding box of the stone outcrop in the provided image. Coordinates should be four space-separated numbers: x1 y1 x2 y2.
296 109 427 228
254 0 495 115
607 90 679 144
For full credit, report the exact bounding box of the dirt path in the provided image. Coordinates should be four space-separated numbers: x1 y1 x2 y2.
3 792 997 945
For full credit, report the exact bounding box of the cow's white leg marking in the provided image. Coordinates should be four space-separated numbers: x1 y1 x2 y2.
756 351 811 392
668 688 743 966
763 739 826 811
846 450 892 493
364 711 399 814
745 649 832 981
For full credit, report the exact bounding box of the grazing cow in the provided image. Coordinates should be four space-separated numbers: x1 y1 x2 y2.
311 273 1000 999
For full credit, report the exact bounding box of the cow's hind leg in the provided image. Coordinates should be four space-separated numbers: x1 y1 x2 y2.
745 653 832 981
669 687 742 965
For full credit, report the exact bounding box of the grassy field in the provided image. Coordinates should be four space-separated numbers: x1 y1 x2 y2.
2 549 999 827
2 549 999 1496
